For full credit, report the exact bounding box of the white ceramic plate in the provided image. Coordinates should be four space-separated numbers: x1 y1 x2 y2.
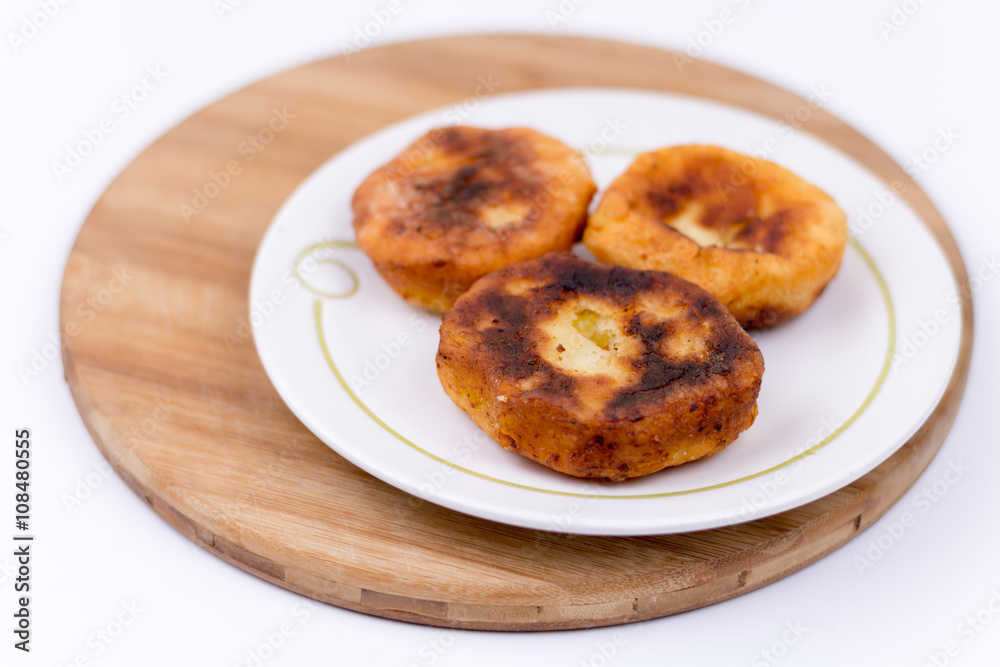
250 88 963 536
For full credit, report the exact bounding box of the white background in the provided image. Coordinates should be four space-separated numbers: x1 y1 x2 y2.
1 1 998 665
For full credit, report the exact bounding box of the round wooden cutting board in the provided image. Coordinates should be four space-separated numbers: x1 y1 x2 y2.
61 34 973 631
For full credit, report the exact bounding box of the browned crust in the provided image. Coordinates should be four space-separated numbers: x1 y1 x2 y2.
583 145 848 329
436 253 764 480
353 126 597 312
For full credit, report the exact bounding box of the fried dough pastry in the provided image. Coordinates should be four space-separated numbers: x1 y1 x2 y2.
352 126 596 313
583 145 848 329
436 253 764 481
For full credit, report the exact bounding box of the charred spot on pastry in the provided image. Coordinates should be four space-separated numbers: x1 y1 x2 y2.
583 144 848 329
353 126 596 313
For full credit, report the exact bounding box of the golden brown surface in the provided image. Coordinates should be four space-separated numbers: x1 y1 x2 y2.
352 126 596 312
583 145 848 329
437 253 764 480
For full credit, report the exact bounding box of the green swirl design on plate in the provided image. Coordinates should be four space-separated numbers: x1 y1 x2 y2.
294 241 360 299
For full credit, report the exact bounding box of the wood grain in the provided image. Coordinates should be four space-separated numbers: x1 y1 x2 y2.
60 34 973 631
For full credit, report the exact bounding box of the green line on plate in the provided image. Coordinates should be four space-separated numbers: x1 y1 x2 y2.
314 299 556 495
312 237 896 499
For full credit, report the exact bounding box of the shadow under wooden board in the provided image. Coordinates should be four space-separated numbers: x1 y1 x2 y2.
61 34 973 631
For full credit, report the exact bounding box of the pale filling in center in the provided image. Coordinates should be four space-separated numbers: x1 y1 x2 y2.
536 303 633 386
666 201 739 248
480 202 528 229
532 296 712 395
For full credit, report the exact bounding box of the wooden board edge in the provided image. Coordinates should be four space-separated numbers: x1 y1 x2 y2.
58 377 960 631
